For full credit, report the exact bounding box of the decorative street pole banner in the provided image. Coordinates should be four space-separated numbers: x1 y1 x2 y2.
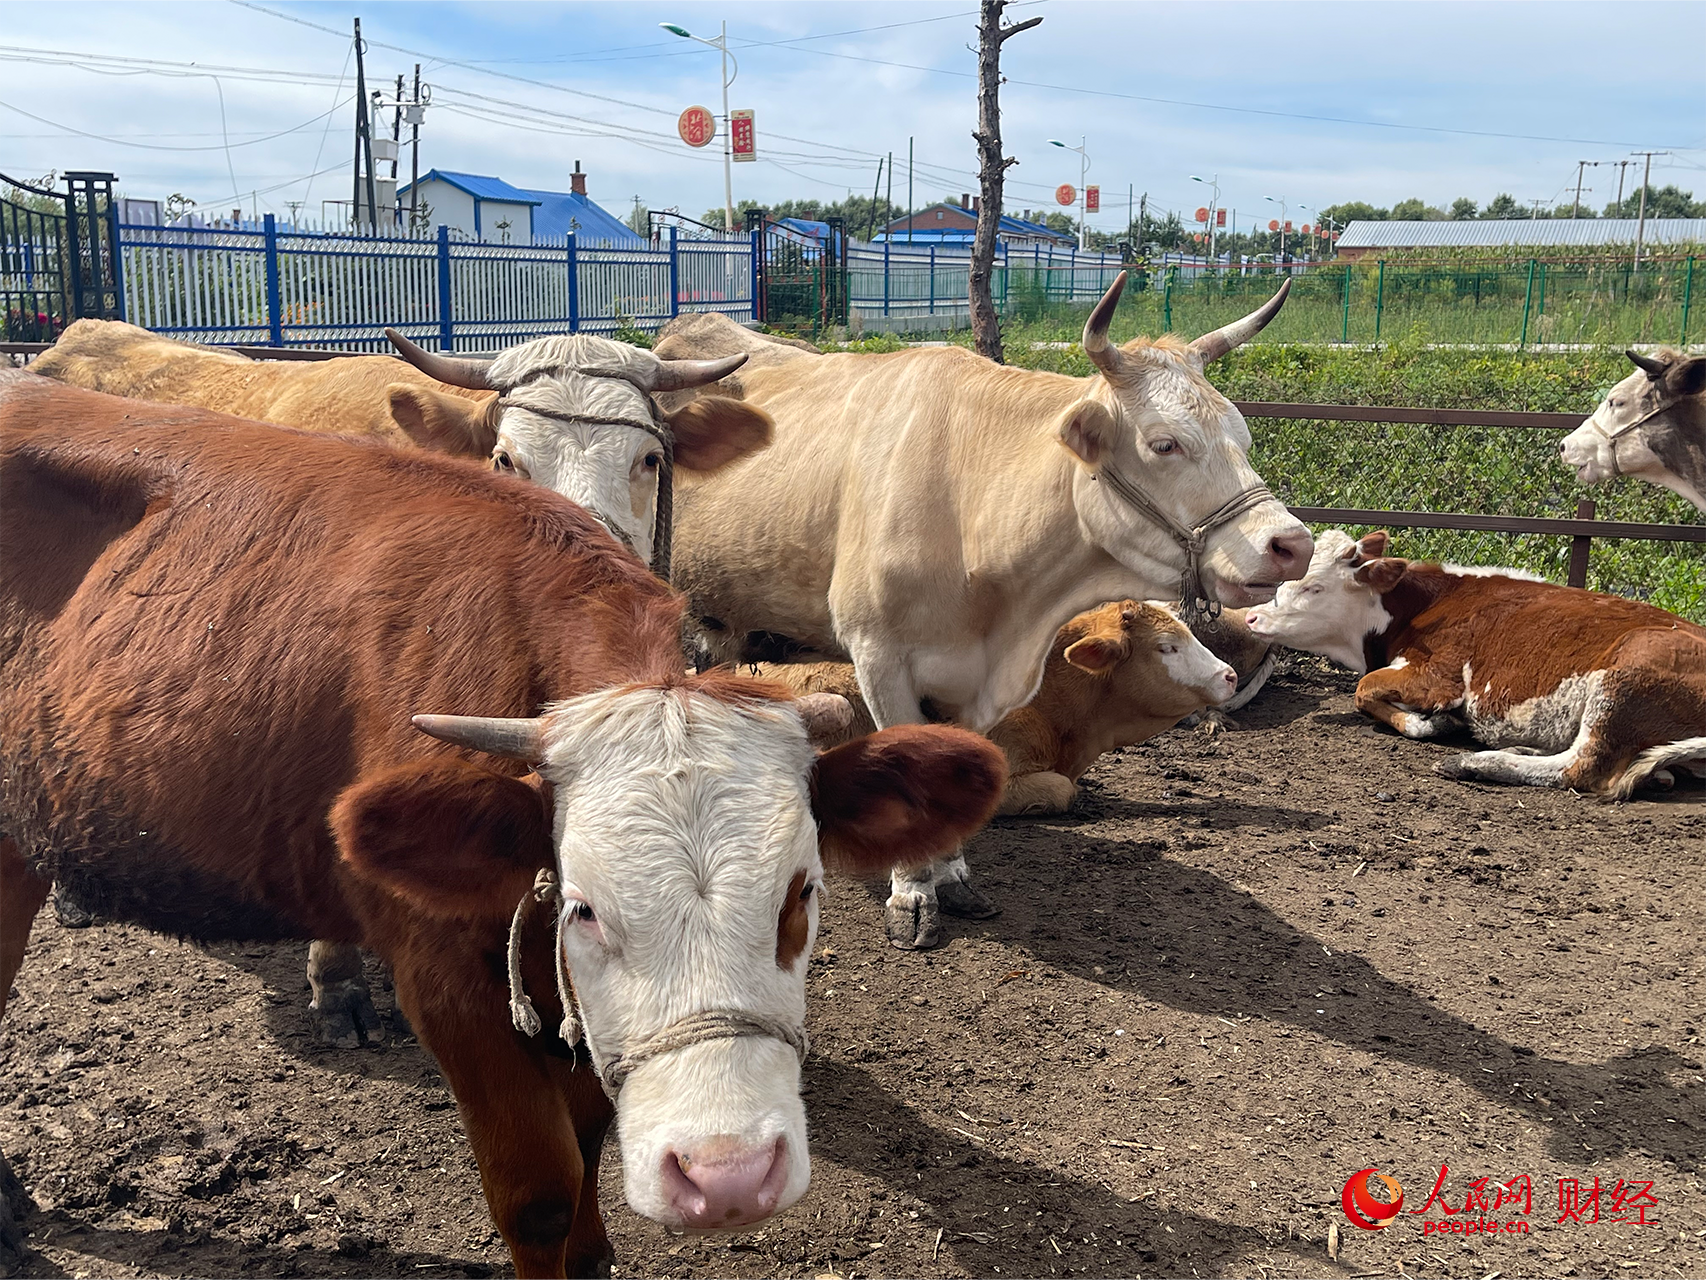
678 105 716 148
731 109 755 162
1216 208 1226 227
1085 185 1100 212
1055 184 1076 207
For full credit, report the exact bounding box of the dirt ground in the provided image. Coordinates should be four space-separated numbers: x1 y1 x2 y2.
3 656 1702 1280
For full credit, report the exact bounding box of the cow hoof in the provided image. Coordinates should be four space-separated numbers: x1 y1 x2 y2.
567 1243 616 1279
1434 756 1471 781
885 892 943 951
389 1002 416 1040
310 978 387 1049
51 884 93 929
936 878 1001 920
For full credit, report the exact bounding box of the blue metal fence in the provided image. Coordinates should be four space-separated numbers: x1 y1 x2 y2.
118 217 758 351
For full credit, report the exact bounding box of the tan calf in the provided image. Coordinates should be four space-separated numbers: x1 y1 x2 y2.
755 601 1237 815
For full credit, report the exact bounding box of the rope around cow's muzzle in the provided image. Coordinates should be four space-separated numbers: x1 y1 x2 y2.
504 869 810 1100
1093 463 1279 622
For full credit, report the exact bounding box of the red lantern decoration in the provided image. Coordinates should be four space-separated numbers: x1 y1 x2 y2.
1268 219 1280 232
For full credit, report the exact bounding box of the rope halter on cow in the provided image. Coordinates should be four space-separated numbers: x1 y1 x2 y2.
503 867 809 1102
384 329 745 582
1078 272 1293 622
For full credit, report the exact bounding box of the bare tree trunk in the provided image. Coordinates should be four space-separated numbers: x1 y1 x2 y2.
969 0 1040 364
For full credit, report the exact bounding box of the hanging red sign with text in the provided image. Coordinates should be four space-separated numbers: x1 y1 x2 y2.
1055 184 1076 207
1085 185 1100 212
677 105 715 149
1216 208 1226 227
731 110 755 162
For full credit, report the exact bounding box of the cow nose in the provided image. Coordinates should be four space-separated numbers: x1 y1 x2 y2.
1267 528 1313 579
661 1136 789 1229
1221 667 1238 689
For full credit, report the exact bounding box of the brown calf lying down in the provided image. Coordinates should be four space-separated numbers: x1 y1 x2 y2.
31 318 500 454
1246 531 1706 798
756 601 1238 814
0 372 1005 1276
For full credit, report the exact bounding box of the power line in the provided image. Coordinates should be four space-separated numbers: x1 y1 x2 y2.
0 93 354 152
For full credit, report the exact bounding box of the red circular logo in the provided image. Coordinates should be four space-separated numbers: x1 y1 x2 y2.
1268 218 1281 232
678 106 716 148
1342 1168 1404 1230
1195 206 1210 223
1055 183 1076 207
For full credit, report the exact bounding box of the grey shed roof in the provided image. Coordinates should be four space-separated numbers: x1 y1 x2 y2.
1337 218 1706 249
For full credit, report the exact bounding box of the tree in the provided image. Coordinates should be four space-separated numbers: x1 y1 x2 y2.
625 197 649 237
1449 197 1478 220
1602 184 1704 219
1321 201 1386 226
969 0 1041 364
1389 197 1447 221
1480 193 1527 219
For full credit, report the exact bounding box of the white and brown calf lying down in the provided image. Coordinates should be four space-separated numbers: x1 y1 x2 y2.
754 601 1238 815
1246 531 1706 798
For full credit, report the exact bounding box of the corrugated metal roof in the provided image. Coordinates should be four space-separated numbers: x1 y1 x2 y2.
1338 218 1706 249
526 189 641 245
403 170 542 206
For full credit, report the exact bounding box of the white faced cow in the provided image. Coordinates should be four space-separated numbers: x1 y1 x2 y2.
660 274 1312 947
1560 347 1706 513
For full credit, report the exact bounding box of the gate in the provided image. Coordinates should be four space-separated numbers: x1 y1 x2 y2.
748 211 847 337
1 170 124 342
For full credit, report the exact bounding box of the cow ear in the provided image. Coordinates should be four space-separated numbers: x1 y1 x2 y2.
663 396 774 473
1354 557 1407 593
1665 355 1706 399
1356 530 1390 559
332 758 551 919
1057 399 1119 468
1063 632 1129 674
387 383 500 458
810 726 1007 877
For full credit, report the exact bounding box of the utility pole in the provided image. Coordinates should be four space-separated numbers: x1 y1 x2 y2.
1632 150 1670 271
1614 159 1632 213
969 0 1042 363
350 18 377 228
866 155 884 242
390 74 404 227
1138 192 1146 246
885 150 892 236
1572 159 1597 218
409 64 421 228
907 136 914 245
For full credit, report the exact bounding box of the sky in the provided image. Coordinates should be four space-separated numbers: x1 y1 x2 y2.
3 1 1703 236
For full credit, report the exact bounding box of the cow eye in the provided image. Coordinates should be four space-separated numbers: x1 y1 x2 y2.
1151 438 1178 455
494 451 515 472
643 452 663 471
1159 642 1178 654
571 900 596 923
799 881 816 903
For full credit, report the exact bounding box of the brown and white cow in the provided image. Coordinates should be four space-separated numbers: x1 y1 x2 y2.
0 371 1005 1276
656 275 1311 947
754 601 1238 814
1244 531 1706 797
1560 347 1706 513
30 319 773 568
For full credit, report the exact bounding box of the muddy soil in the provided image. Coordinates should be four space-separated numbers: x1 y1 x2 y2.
4 657 1702 1280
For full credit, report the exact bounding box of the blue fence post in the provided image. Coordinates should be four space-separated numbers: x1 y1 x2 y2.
436 225 454 351
882 237 891 318
928 245 936 315
566 233 579 333
262 213 283 346
668 226 680 320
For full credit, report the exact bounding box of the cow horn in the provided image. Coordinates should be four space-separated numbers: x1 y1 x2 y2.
647 351 749 393
1081 271 1128 378
411 713 547 762
1626 348 1669 379
796 692 854 746
1189 278 1292 364
385 328 495 391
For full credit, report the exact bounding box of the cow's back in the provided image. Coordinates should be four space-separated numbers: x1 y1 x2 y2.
0 372 679 940
31 319 491 442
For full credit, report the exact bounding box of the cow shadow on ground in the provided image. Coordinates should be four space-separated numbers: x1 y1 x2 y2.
961 826 1705 1170
803 1056 1328 1278
14 1219 490 1279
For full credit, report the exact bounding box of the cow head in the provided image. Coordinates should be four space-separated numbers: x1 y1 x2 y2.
387 331 775 563
1056 274 1313 607
1245 529 1398 671
333 679 1005 1232
1560 348 1706 512
1061 600 1237 720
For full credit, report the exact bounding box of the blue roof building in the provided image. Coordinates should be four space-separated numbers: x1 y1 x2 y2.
400 163 640 246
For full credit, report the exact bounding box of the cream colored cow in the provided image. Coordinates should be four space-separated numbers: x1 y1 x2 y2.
658 274 1312 948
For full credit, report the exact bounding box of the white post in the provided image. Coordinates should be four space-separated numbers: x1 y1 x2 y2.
1078 138 1087 251
720 21 734 235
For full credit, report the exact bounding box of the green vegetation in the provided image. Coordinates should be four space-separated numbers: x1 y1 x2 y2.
993 327 1706 622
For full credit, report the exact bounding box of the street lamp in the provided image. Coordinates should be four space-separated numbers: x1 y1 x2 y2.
1048 136 1090 251
1298 205 1342 258
662 20 738 233
1190 174 1219 260
1264 195 1288 259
